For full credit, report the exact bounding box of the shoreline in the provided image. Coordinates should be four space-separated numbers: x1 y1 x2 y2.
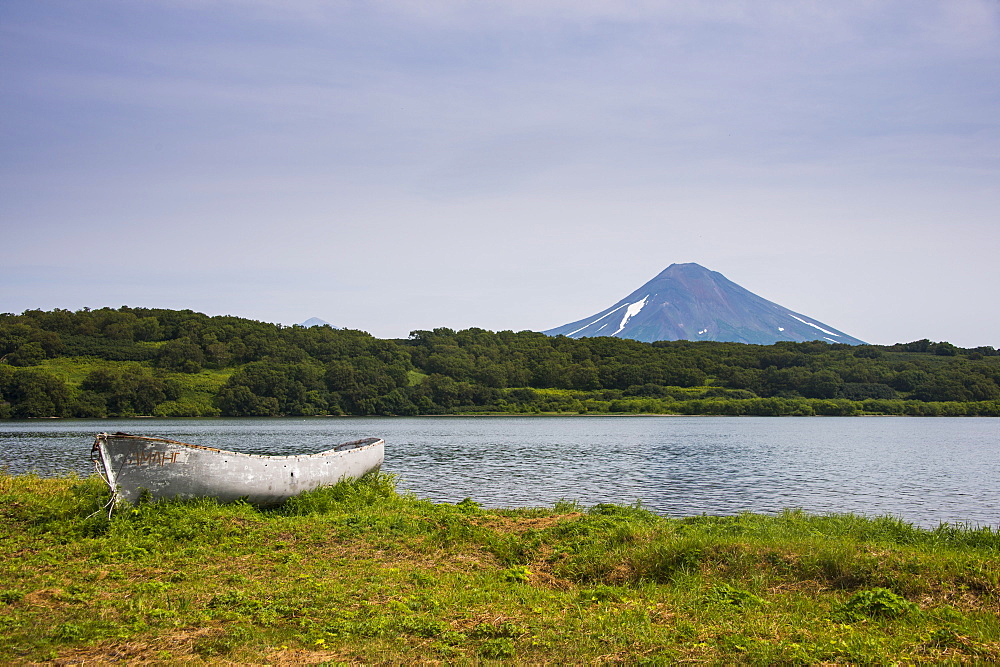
3 411 999 420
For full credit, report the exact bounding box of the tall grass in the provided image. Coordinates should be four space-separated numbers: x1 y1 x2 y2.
1 471 997 663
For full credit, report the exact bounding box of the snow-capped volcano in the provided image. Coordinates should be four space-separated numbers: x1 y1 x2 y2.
543 263 866 345
299 317 332 328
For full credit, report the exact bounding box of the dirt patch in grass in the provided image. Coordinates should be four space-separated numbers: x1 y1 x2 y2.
765 579 829 596
528 568 575 591
24 588 68 608
471 512 581 534
264 647 363 665
922 581 1000 612
52 627 217 665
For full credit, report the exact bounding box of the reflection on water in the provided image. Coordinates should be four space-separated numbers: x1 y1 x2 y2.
1 416 997 528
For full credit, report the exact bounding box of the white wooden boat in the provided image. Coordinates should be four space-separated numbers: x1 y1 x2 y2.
91 432 384 507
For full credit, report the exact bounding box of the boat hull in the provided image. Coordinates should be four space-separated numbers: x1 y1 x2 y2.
92 433 384 506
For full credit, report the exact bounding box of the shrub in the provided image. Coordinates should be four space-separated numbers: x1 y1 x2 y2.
834 587 917 620
703 583 765 607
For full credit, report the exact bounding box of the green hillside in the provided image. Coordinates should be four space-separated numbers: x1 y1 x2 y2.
1 307 998 418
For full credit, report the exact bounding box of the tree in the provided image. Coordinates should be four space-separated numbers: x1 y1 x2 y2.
802 370 844 399
80 365 168 416
217 385 280 417
155 338 205 373
4 369 71 417
6 342 46 366
377 388 418 416
218 359 325 415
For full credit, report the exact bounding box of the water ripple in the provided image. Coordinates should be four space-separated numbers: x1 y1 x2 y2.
1 416 997 528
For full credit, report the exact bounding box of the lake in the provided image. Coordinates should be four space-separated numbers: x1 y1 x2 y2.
1 416 997 528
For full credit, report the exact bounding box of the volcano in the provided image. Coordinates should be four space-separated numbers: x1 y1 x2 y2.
542 263 865 345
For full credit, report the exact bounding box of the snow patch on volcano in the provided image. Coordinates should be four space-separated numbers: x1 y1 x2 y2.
789 314 839 337
612 296 649 336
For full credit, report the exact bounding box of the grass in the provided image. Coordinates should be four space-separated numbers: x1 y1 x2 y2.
35 357 233 414
1 473 998 663
153 366 233 417
407 370 429 386
35 357 106 390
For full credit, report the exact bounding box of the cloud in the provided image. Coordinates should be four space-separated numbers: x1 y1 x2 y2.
1 0 998 346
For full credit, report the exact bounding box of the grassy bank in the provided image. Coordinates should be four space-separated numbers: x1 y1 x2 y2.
1 474 998 663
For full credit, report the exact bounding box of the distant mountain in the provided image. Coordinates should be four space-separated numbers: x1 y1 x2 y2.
543 263 866 345
299 317 332 328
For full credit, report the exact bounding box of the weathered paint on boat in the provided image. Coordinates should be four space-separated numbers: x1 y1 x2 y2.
91 432 384 506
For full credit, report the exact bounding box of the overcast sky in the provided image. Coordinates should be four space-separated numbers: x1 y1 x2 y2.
2 1 998 347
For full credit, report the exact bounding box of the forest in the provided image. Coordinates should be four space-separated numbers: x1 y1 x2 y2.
1 307 998 418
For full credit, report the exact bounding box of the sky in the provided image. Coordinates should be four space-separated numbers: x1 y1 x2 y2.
2 0 998 348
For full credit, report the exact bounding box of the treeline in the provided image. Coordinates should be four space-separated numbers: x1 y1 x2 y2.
1 307 999 418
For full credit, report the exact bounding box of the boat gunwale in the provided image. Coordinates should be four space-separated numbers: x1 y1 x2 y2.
96 432 383 461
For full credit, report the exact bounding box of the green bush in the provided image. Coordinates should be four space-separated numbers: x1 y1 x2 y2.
834 587 918 620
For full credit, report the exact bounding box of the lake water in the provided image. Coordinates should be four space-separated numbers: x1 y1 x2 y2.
1 416 997 529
